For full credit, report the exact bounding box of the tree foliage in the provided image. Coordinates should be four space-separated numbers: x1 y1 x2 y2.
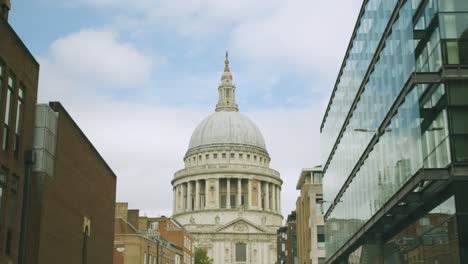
194 247 213 264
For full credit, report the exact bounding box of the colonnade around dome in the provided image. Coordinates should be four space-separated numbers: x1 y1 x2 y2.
173 177 281 215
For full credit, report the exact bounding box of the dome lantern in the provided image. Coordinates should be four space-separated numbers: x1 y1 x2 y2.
215 51 239 112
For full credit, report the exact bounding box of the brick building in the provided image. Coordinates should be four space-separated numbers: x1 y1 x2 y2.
0 1 39 262
146 216 194 264
1 3 117 264
277 226 287 264
24 102 117 264
114 203 184 264
286 211 297 264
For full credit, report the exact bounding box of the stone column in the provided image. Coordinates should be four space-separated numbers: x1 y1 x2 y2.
182 183 187 211
187 181 192 211
278 186 281 213
215 178 220 208
265 182 270 211
237 178 242 207
173 186 176 213
271 184 276 212
177 184 183 212
248 179 252 209
257 181 262 210
205 179 209 208
195 180 200 210
227 178 231 209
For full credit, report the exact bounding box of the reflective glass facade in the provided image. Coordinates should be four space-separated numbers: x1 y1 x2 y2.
321 0 468 263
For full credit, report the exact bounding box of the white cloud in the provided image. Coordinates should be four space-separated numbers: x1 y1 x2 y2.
46 29 153 86
65 0 361 78
231 0 362 77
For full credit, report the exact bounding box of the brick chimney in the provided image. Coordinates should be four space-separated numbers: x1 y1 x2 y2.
1 0 11 20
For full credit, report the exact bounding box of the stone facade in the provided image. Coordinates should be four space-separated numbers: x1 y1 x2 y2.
172 54 282 264
295 167 325 264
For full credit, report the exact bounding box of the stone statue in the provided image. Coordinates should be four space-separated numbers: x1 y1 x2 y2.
190 216 195 224
215 214 220 225
238 204 244 216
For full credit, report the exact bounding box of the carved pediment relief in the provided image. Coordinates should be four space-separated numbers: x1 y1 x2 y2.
214 218 268 234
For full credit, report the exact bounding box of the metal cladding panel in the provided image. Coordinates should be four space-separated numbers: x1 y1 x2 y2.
32 104 58 176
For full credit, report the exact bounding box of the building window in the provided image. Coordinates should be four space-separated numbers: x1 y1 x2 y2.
254 155 257 161
318 258 326 264
14 86 24 158
205 154 209 160
313 173 322 184
144 252 147 264
259 157 262 162
317 225 325 248
239 153 243 159
150 221 159 230
199 155 201 160
222 153 226 159
213 153 218 159
315 199 323 216
235 242 247 262
3 76 14 151
5 175 18 255
247 154 250 159
220 194 226 208
230 153 235 158
230 194 236 208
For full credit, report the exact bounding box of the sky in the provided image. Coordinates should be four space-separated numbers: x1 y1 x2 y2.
9 0 363 218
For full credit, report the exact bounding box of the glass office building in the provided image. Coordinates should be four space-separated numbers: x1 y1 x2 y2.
320 0 468 263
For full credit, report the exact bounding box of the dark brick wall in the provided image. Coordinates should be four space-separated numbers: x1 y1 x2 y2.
26 102 116 264
0 14 39 264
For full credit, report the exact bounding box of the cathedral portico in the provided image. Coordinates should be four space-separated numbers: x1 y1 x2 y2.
172 53 282 263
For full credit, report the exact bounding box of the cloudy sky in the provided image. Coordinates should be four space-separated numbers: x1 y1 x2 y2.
10 0 362 217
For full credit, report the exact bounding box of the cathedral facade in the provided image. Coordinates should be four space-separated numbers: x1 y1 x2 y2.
172 54 283 264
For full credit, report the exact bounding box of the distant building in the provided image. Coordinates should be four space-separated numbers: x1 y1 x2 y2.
277 226 287 264
145 216 194 264
0 2 39 263
25 102 117 264
285 211 297 264
321 0 468 263
171 53 282 263
295 167 325 264
114 203 184 264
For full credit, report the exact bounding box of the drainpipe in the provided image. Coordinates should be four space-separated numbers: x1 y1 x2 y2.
18 150 34 264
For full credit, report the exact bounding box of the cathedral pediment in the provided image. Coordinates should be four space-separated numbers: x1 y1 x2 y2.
214 218 268 234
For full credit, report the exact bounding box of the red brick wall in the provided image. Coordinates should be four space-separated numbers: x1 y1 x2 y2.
28 103 116 264
0 15 39 263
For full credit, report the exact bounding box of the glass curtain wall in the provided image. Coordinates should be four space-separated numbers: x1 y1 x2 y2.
324 0 456 258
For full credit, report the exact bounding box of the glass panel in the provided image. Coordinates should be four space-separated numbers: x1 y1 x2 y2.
439 0 468 12
323 0 416 212
383 196 459 264
451 110 468 134
439 13 468 39
321 0 399 166
448 80 468 105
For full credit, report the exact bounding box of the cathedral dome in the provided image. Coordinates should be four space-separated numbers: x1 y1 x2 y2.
188 111 267 151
